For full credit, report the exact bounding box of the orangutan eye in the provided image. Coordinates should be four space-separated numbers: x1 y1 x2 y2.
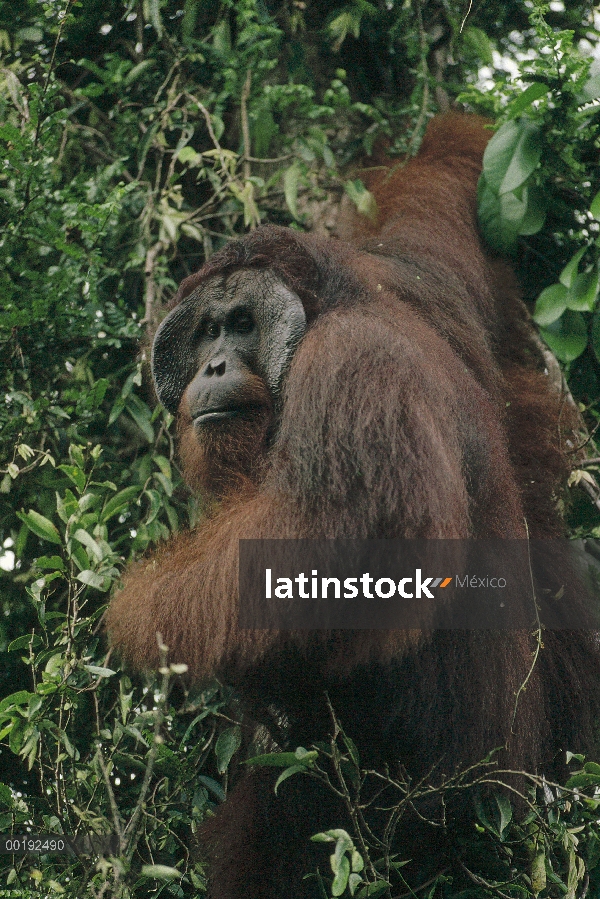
193 319 220 342
205 321 221 339
233 310 254 334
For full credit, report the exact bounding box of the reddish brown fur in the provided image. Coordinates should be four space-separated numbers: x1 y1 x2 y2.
107 114 600 899
178 372 273 495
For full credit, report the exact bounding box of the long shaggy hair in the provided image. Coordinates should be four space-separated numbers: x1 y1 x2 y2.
106 114 600 899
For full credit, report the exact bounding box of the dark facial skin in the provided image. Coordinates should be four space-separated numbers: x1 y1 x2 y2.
152 268 307 421
186 290 263 426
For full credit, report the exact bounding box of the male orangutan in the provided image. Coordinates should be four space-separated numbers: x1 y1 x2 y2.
107 115 600 898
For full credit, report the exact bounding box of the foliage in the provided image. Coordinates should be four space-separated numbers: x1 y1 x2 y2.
0 444 239 896
0 0 599 896
251 713 600 899
464 4 600 371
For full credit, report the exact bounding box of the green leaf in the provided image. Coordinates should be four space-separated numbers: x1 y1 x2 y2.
178 145 201 165
349 873 363 895
284 163 302 220
351 849 364 873
182 0 199 44
566 271 599 312
0 691 34 717
101 486 140 522
539 311 588 363
58 464 86 493
500 190 527 227
108 396 125 426
332 854 350 897
462 26 493 65
495 793 512 837
34 555 65 571
76 570 111 592
215 726 242 774
582 73 600 102
328 9 361 51
212 19 231 54
141 865 181 881
8 718 25 754
73 529 104 561
509 82 549 117
560 248 587 288
17 510 61 545
68 541 89 572
125 395 154 442
143 0 162 37
531 848 546 896
518 185 546 235
197 775 226 802
69 445 85 468
590 189 600 220
246 750 318 768
229 180 259 228
274 764 306 793
345 179 377 222
355 883 389 898
8 634 42 652
566 752 585 764
295 746 318 763
477 175 521 253
533 283 568 326
154 744 183 777
500 124 541 193
566 772 600 789
154 455 172 479
483 120 520 191
144 488 162 525
17 26 44 42
125 59 155 85
474 795 498 835
341 736 360 767
154 472 173 497
333 832 354 869
83 665 116 678
36 683 57 697
482 120 541 195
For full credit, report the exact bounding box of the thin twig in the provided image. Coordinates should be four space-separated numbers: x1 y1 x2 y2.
122 644 170 864
579 476 600 514
96 748 124 845
511 518 542 734
25 0 74 207
142 240 165 329
580 872 589 899
460 0 474 33
569 417 600 453
404 0 430 158
240 69 252 183
244 153 293 163
392 868 450 899
192 96 231 176
457 859 514 899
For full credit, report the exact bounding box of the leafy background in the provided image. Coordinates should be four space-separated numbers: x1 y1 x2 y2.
0 0 599 896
